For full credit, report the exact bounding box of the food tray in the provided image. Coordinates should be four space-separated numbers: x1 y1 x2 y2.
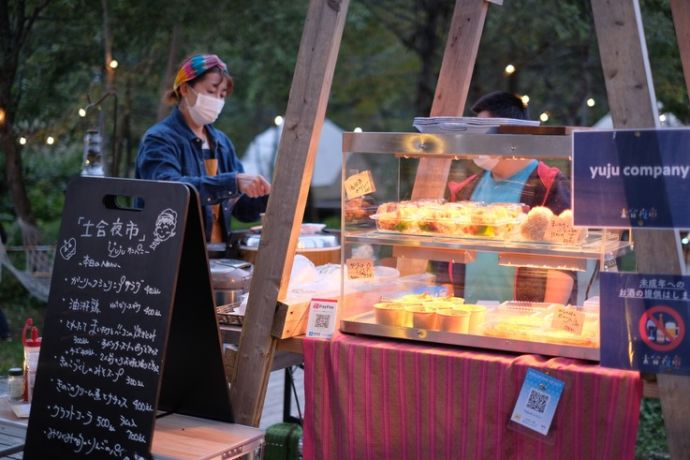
370 213 522 239
341 310 599 361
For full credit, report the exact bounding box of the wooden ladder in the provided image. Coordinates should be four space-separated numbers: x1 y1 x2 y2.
228 0 690 457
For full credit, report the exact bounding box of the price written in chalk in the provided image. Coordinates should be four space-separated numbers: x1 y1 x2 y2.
347 258 374 280
551 305 585 335
344 171 376 200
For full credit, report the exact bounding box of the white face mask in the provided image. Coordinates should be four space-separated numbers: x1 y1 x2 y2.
186 87 225 125
472 155 499 171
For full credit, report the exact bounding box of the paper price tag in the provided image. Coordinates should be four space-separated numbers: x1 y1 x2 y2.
346 258 374 280
306 298 338 339
344 170 376 200
551 305 585 335
544 217 585 245
510 369 565 436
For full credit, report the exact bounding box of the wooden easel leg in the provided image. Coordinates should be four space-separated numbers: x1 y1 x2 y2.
230 0 350 427
671 0 690 104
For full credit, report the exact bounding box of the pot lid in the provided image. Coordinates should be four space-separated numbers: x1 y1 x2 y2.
209 259 253 290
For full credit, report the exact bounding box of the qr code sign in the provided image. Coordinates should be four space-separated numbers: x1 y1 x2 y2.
314 313 331 329
526 388 550 414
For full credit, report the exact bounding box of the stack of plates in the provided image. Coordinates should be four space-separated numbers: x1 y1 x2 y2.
413 116 540 134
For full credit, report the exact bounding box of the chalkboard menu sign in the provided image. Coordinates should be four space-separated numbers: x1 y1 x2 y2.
24 177 233 460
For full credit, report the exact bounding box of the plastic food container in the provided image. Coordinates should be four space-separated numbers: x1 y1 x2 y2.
370 201 525 239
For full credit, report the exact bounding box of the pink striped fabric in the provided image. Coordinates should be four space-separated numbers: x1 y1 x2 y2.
303 332 642 460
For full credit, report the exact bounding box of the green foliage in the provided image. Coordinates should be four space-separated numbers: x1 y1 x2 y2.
636 398 670 459
0 272 46 374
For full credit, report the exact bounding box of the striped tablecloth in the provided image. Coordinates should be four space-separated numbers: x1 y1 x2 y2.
303 332 642 460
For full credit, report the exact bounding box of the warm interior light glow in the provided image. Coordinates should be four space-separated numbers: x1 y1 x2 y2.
539 112 549 122
19 137 27 145
109 59 119 69
586 98 596 107
0 108 5 124
274 115 284 126
504 64 516 75
46 136 55 145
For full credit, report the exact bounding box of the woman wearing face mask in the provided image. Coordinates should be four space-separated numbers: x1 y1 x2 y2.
440 91 574 304
136 54 270 245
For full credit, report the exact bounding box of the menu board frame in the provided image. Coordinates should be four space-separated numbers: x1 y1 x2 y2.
24 177 232 460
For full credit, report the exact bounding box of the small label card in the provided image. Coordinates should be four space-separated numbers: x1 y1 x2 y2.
344 170 376 200
544 217 585 245
346 258 374 280
510 369 565 436
551 305 585 335
306 298 339 339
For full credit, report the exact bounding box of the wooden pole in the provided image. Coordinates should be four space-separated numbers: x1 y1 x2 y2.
229 0 350 427
671 0 690 104
411 0 494 200
591 1 690 458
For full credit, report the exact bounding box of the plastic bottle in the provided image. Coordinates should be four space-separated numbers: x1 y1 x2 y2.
22 318 41 402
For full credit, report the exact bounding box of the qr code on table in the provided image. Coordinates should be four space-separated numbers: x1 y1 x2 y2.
526 388 549 414
314 313 331 329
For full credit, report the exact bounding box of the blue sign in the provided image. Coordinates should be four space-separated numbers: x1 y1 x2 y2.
573 129 690 228
600 272 690 375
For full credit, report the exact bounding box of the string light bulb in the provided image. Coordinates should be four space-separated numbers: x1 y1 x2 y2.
586 98 596 107
78 108 87 117
274 115 284 126
353 127 363 133
19 137 27 145
109 59 119 69
46 136 55 145
504 64 516 75
539 112 549 122
520 95 530 105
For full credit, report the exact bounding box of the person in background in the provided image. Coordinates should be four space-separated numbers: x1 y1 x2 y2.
436 91 575 304
136 54 270 245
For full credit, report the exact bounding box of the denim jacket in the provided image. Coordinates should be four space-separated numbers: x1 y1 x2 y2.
135 107 267 241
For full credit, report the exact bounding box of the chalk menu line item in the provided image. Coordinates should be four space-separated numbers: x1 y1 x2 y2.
24 177 232 460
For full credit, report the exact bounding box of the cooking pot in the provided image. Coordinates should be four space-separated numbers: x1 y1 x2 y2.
209 258 253 307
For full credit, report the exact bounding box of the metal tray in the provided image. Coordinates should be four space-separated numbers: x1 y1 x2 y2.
340 311 600 361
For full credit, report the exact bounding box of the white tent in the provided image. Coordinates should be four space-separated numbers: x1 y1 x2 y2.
242 119 343 189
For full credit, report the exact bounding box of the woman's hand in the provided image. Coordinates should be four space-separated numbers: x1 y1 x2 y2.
237 173 271 198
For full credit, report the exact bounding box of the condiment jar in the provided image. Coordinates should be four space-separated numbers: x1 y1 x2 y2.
8 367 24 401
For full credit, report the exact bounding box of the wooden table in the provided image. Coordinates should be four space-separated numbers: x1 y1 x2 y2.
0 397 264 460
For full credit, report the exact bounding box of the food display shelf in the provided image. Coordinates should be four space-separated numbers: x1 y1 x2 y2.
340 311 600 361
343 229 630 260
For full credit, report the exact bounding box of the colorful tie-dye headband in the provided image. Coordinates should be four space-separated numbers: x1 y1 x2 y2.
173 54 229 93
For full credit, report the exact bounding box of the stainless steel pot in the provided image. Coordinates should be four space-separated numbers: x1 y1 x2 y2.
209 258 253 307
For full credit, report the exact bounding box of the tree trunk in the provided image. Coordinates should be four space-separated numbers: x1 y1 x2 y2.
157 24 180 121
2 127 35 226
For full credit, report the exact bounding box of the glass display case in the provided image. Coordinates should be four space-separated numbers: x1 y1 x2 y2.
339 131 633 360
